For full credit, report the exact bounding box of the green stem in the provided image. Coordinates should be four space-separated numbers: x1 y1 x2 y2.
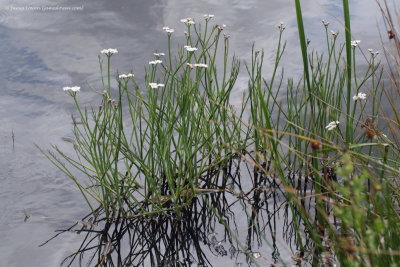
343 0 352 144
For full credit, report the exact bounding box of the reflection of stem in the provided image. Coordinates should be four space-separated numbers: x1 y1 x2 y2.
41 157 316 266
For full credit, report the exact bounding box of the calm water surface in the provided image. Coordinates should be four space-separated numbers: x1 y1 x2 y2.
0 0 383 266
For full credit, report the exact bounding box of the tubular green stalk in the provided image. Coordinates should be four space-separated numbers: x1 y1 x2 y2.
294 0 313 117
343 0 353 144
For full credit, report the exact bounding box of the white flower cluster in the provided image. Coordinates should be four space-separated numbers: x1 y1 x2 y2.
149 83 165 89
351 40 361 48
118 73 134 79
331 30 338 38
353 92 367 101
180 18 195 25
153 52 165 57
149 60 162 65
325 121 340 131
186 63 208 69
216 24 227 31
63 86 80 92
368 49 380 57
184 45 198 52
100 48 118 55
162 26 174 34
322 20 330 27
278 21 285 30
203 14 214 21
252 252 261 259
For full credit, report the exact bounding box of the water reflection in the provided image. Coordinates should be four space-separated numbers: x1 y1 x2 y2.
40 157 320 266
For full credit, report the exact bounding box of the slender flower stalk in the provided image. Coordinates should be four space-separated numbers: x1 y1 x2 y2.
100 48 118 93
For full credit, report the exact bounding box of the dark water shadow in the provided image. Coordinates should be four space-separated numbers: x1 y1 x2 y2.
39 156 324 267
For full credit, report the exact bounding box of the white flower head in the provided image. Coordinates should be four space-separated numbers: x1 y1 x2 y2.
119 73 134 79
216 24 225 31
325 121 340 131
163 26 174 34
100 48 118 55
193 63 208 68
353 92 367 101
148 83 157 89
278 21 286 30
322 20 330 27
184 46 198 52
368 48 380 57
187 63 208 69
153 52 165 57
223 33 231 39
252 252 261 259
203 14 215 21
331 30 338 38
351 40 361 48
180 18 195 25
149 60 163 65
63 86 80 92
149 83 165 89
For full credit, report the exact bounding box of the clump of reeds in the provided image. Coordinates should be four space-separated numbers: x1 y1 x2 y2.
43 17 249 220
41 4 400 266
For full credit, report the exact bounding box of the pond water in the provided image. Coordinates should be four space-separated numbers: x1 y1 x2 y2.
0 0 385 266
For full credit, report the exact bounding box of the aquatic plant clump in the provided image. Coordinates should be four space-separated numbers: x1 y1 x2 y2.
47 17 245 222
42 5 400 266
